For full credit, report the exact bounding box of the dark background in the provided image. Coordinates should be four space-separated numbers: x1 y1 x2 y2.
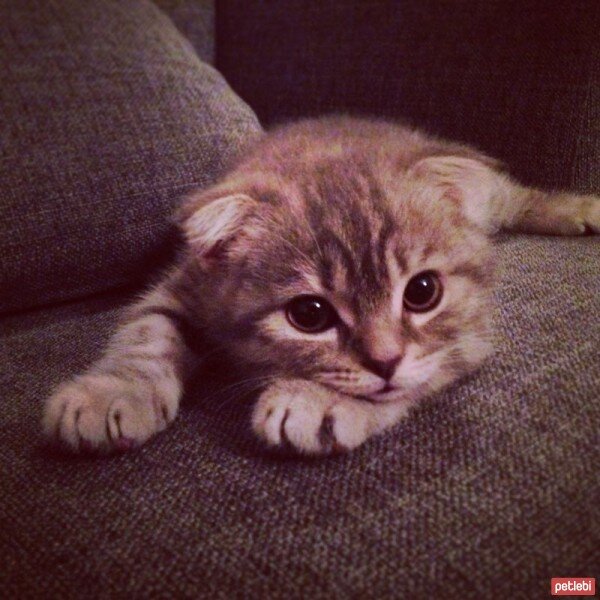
217 1 600 191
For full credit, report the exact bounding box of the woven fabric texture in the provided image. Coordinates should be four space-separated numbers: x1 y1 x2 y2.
1 237 599 599
1 1 599 598
0 0 259 314
153 0 215 64
217 0 600 192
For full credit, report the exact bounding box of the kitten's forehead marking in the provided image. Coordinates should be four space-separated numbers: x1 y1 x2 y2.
386 242 407 320
313 220 399 316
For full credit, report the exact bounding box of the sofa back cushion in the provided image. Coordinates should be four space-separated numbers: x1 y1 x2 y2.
0 0 259 314
217 0 600 192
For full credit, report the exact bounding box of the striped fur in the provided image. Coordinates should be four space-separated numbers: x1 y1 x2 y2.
44 115 600 455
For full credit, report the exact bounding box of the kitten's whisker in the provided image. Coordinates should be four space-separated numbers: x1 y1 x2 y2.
214 374 276 395
202 377 274 410
211 375 280 411
196 375 276 409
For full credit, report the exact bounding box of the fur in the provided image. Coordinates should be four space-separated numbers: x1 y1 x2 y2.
43 116 600 455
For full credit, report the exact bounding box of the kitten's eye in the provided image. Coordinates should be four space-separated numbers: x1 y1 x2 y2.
285 295 338 333
403 271 443 313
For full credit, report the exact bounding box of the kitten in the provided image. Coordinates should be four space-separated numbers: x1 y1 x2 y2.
43 116 600 456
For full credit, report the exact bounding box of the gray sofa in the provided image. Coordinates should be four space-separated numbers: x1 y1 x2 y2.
1 1 598 598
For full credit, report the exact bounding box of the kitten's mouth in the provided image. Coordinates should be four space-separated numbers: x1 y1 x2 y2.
365 383 401 402
377 383 396 394
322 381 402 403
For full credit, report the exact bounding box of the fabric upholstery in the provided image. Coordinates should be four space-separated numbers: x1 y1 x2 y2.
1 236 599 598
153 0 215 63
1 1 599 598
0 0 259 314
217 0 600 192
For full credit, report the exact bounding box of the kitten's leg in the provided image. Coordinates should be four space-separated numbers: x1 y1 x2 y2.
43 281 199 453
502 187 600 235
252 379 411 455
414 155 600 235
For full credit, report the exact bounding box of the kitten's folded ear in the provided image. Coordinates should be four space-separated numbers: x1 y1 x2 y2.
177 186 257 260
409 155 511 233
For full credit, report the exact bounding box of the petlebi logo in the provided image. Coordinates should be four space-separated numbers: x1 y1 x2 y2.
550 577 596 596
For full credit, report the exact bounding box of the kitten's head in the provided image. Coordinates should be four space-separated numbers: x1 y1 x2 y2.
181 125 496 403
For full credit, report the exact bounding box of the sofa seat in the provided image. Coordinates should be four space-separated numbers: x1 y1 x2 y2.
2 235 598 598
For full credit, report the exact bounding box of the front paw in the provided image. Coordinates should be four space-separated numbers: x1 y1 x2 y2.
43 374 177 454
252 380 371 456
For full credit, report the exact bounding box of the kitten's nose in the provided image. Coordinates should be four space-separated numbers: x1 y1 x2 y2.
361 356 401 381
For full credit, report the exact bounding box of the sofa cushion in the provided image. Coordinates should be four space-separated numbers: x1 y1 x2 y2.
0 0 260 314
1 235 598 598
217 0 600 192
153 0 215 64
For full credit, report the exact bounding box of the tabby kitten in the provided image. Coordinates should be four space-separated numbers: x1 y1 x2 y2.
43 116 600 456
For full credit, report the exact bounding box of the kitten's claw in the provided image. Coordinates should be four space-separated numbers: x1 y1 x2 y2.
252 380 370 455
43 374 177 454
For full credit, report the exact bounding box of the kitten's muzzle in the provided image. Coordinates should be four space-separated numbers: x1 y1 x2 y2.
359 355 401 382
378 382 397 394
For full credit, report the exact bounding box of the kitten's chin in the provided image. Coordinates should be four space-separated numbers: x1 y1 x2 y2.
364 383 430 404
317 379 425 404
369 389 405 403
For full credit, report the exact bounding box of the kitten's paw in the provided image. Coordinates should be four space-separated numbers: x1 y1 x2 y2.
43 374 178 454
582 196 600 233
252 380 370 456
554 194 600 235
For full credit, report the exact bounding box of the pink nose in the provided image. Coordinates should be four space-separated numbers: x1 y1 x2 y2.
360 356 401 380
